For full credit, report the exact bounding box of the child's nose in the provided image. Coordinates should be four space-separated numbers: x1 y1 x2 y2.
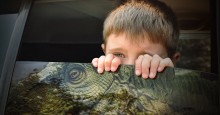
124 59 136 65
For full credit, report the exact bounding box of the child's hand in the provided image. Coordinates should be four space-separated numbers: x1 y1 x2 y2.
135 54 174 79
92 54 121 74
92 54 174 79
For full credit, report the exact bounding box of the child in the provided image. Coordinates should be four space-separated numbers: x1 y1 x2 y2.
92 0 180 79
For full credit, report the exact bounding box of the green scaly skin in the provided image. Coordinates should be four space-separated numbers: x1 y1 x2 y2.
5 62 219 114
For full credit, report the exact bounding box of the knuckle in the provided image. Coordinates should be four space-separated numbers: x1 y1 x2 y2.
165 58 172 63
153 54 161 60
98 57 105 65
143 54 152 59
138 55 144 59
107 53 114 57
99 55 105 59
135 65 141 70
105 59 111 66
153 54 159 57
135 59 140 64
112 57 120 65
92 58 98 62
162 58 174 67
165 57 172 61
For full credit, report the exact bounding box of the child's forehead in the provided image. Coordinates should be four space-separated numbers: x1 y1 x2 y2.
107 32 161 45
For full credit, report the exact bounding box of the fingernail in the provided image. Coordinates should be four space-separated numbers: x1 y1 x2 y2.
98 68 103 73
111 67 116 72
136 70 141 76
93 63 97 67
142 73 148 79
158 67 162 72
149 72 155 78
105 67 110 71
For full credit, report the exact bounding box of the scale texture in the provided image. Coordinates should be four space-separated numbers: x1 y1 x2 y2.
5 62 219 114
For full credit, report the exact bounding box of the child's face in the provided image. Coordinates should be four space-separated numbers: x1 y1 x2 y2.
102 33 168 65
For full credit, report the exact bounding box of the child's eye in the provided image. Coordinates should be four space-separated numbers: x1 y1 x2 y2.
113 53 125 58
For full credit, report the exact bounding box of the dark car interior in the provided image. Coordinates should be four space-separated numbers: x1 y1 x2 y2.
9 0 220 73
1 0 218 72
0 0 219 114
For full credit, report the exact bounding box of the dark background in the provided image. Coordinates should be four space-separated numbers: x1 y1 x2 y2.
1 0 217 72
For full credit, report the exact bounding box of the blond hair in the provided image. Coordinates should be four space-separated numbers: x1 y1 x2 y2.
103 0 179 57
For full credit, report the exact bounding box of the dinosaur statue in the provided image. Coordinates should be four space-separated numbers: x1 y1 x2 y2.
5 62 219 114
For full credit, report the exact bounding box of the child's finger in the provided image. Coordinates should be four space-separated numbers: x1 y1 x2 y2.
141 54 151 79
111 57 121 72
149 55 161 78
104 54 114 71
158 58 174 72
135 55 144 76
92 58 99 67
97 56 106 73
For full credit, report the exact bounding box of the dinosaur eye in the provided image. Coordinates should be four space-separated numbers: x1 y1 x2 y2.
69 69 80 81
64 63 86 84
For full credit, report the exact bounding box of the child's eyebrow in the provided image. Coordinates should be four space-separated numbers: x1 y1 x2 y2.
108 48 125 52
139 52 154 57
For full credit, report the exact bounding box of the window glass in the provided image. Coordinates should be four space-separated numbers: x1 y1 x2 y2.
17 0 212 72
